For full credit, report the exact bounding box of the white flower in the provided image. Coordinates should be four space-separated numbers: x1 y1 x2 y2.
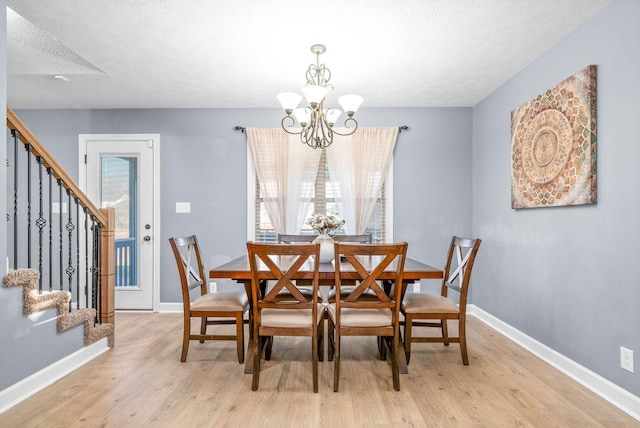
307 213 345 235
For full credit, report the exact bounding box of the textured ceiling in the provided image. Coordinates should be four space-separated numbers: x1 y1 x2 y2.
6 0 611 109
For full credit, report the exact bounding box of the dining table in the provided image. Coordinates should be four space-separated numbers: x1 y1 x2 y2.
209 254 444 374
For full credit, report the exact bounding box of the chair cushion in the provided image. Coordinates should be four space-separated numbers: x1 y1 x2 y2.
191 291 248 312
327 304 392 328
260 304 325 328
402 293 459 314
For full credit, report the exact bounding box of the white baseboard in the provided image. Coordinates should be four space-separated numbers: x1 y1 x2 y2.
0 338 110 414
156 302 183 313
468 304 640 422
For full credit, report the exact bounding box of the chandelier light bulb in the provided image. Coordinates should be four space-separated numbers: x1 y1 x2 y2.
293 108 311 126
277 92 303 114
301 85 328 105
338 94 364 116
324 108 342 125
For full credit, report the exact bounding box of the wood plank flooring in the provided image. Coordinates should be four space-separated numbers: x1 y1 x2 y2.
0 312 637 427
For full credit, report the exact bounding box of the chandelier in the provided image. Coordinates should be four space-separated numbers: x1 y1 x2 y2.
277 44 363 149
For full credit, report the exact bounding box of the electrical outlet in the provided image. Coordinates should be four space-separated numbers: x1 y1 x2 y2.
621 347 634 373
209 281 217 293
413 281 421 293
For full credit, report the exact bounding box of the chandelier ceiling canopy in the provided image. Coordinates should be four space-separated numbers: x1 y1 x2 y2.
277 44 363 149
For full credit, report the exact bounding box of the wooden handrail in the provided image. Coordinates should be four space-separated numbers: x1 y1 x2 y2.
6 107 107 226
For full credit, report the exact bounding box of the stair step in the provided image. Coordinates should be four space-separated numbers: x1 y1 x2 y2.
3 268 114 348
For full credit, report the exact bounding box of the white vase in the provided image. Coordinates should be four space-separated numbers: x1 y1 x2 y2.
313 233 335 263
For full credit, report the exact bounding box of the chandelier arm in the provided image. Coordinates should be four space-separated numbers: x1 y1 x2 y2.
301 123 316 148
330 117 359 136
281 115 303 135
317 116 333 149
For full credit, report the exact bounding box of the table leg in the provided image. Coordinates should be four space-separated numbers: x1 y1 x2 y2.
398 344 409 374
383 279 410 374
242 280 269 374
243 280 255 374
380 335 409 374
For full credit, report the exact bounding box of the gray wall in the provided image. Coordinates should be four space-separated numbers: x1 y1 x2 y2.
13 108 472 303
472 0 639 396
1 106 472 389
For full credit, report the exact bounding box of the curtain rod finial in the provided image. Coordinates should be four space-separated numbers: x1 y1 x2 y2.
234 126 246 133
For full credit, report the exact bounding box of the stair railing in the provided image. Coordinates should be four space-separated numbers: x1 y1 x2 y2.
6 107 115 325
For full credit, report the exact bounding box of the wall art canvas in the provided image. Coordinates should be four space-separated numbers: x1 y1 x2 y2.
511 65 597 209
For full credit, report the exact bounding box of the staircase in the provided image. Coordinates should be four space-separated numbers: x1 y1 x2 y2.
3 269 114 347
4 107 115 351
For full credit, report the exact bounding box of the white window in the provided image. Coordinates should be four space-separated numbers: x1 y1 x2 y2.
247 149 393 243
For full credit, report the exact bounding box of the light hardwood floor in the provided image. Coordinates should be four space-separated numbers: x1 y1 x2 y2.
1 312 637 427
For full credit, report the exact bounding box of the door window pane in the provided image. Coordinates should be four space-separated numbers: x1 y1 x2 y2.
101 156 138 286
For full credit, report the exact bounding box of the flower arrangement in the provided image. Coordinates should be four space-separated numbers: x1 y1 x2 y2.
307 213 345 235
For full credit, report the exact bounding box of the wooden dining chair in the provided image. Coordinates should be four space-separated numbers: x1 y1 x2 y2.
246 242 324 392
169 235 249 363
327 242 408 392
401 236 481 365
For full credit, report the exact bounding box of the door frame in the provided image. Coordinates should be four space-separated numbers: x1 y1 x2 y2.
79 134 161 312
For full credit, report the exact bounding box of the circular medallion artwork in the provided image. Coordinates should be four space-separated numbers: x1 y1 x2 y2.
521 109 572 184
511 65 597 209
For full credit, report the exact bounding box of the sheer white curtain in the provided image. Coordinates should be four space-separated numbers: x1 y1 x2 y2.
325 127 398 235
247 128 321 235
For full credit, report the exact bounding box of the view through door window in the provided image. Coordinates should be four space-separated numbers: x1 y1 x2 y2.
101 156 138 286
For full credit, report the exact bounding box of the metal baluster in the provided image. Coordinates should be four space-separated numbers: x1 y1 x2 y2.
48 168 53 293
66 190 76 311
36 156 47 292
90 218 100 322
84 207 90 308
58 180 64 292
75 198 81 309
26 144 32 271
96 223 103 323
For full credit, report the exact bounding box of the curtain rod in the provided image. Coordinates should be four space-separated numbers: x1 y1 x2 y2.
234 125 409 134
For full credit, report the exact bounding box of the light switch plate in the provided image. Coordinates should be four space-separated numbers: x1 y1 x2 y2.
52 202 67 214
175 202 191 213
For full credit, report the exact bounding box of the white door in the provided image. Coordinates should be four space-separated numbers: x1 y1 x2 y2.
80 134 159 310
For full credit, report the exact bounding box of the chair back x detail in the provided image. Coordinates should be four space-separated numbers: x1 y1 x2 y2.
327 242 408 392
246 242 324 392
